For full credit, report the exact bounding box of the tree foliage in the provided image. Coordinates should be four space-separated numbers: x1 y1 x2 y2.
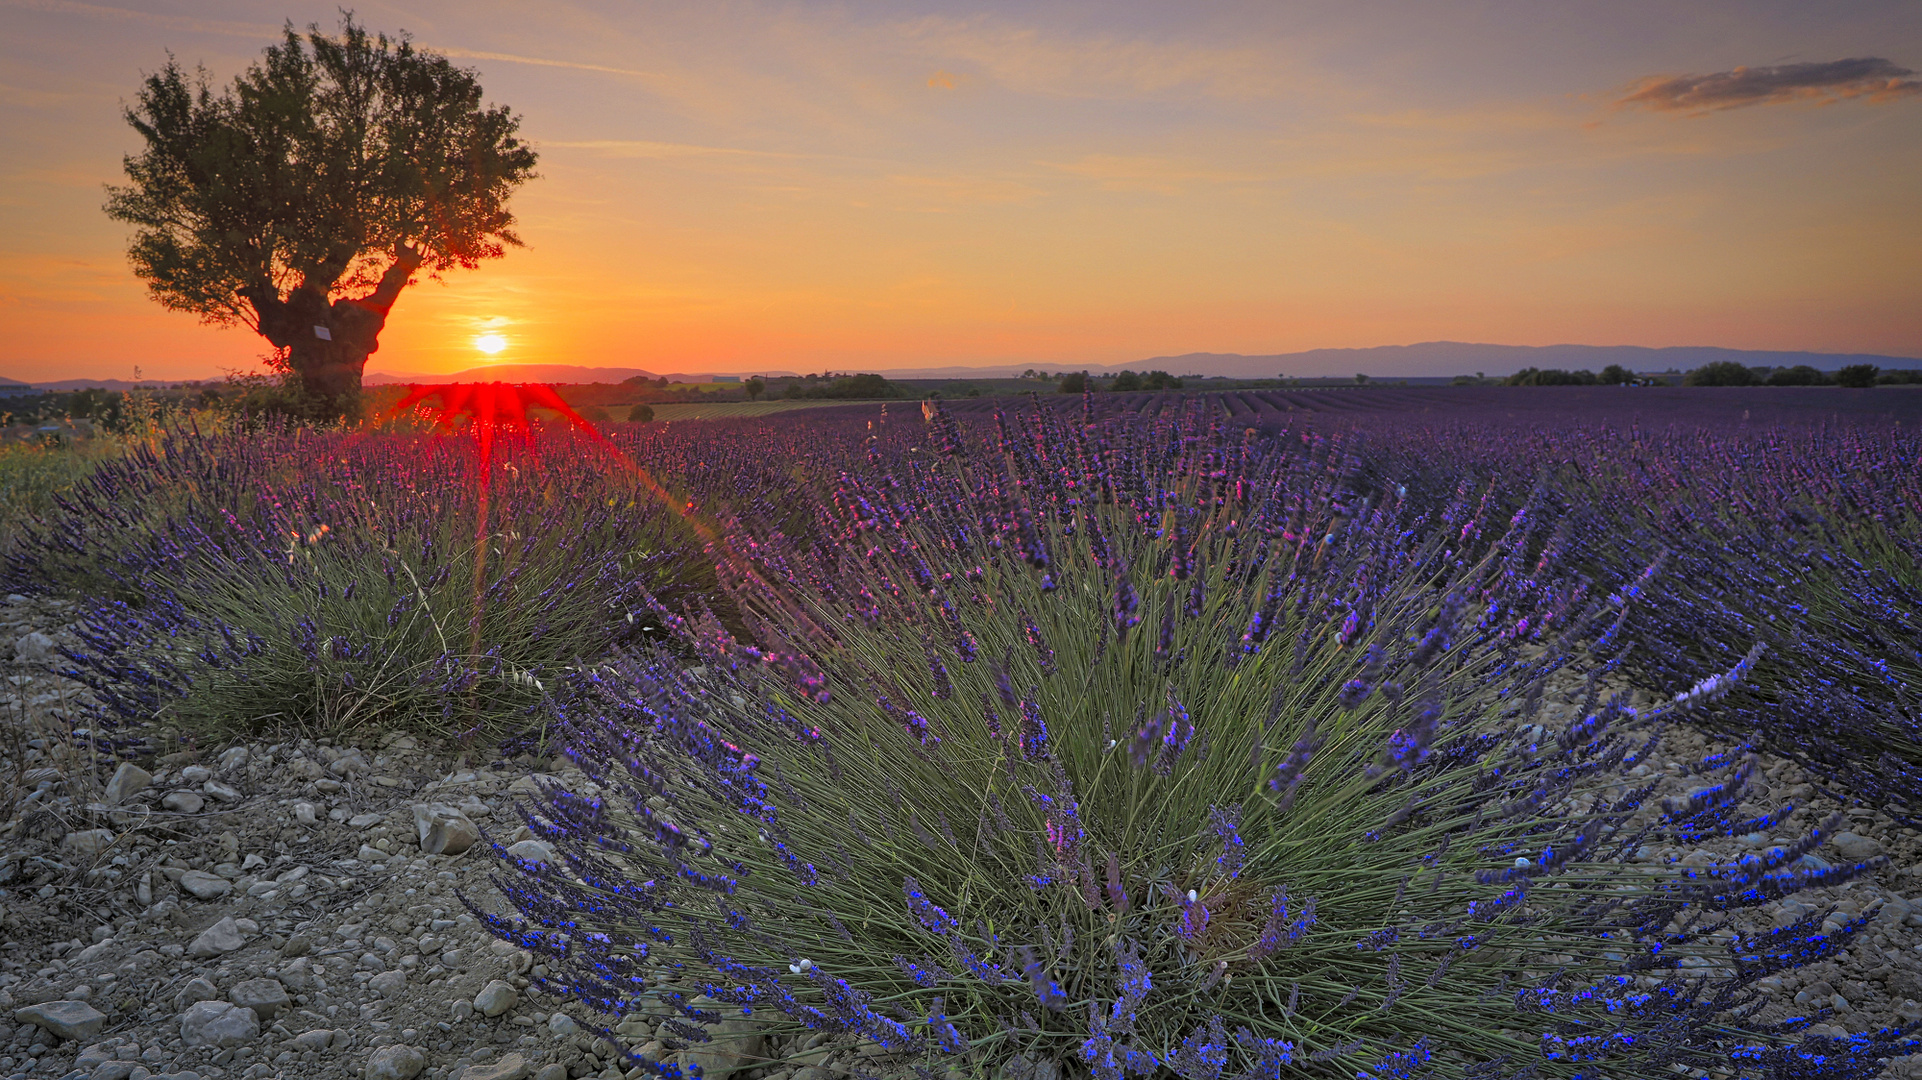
103 15 538 414
1504 367 1598 386
1683 361 1758 387
1834 363 1880 388
1765 364 1830 387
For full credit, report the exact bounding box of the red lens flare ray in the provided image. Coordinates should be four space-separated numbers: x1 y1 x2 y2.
381 382 734 664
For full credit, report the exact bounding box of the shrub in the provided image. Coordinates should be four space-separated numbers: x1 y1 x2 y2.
12 422 703 744
1059 372 1089 394
496 402 1896 1080
1598 364 1634 385
1834 364 1879 389
1765 365 1829 387
629 404 657 423
1504 368 1598 387
1110 370 1142 392
1683 362 1756 387
1876 368 1922 385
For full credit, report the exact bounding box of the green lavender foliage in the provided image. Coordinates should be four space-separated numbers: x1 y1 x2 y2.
13 422 705 743
510 405 1904 1079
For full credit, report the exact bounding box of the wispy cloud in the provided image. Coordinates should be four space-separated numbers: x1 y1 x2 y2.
1617 57 1922 114
539 139 800 160
889 15 1307 102
430 47 662 80
3 1 660 80
0 0 277 39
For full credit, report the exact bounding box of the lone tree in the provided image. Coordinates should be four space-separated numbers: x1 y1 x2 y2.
105 16 538 417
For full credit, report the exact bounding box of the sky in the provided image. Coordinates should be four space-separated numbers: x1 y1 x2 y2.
2 0 1920 382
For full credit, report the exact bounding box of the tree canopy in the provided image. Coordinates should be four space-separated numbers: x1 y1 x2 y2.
104 15 538 414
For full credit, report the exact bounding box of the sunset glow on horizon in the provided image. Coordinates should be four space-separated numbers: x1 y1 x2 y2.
2 0 1919 384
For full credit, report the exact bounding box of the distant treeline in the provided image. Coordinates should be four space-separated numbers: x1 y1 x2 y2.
1494 362 1922 388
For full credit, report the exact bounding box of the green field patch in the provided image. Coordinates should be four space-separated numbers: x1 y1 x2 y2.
646 399 876 421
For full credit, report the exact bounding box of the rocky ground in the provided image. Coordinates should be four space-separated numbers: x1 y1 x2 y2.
3 592 1922 1080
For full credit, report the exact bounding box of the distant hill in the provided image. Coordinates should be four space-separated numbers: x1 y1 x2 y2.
1135 342 1920 381
19 378 177 392
17 342 1918 389
365 364 689 385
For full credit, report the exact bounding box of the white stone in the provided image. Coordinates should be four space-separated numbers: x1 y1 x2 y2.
202 779 243 803
682 995 765 1080
217 746 249 770
13 999 107 1041
370 969 408 997
102 762 153 804
413 803 481 855
13 630 55 664
178 764 212 783
365 1044 427 1080
176 976 219 1008
505 839 556 867
546 1012 578 1037
293 801 318 825
179 999 259 1048
458 1052 528 1080
61 829 117 859
162 790 205 814
1831 832 1884 862
178 869 232 900
187 916 246 958
474 979 518 1017
228 977 289 1019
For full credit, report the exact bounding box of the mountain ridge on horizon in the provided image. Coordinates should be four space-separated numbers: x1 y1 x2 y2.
365 343 1922 385
8 341 1917 389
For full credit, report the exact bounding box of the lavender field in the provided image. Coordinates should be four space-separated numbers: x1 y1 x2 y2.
5 387 1922 1080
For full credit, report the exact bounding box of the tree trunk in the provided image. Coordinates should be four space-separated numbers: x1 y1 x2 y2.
243 247 421 417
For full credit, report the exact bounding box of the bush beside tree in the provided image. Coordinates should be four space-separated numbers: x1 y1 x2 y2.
1835 364 1880 388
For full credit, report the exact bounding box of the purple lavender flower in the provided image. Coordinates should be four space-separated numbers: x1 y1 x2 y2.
902 876 957 936
1019 945 1067 1013
1018 692 1049 761
1208 804 1245 878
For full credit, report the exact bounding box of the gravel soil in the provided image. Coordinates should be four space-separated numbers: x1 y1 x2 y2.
4 593 1922 1080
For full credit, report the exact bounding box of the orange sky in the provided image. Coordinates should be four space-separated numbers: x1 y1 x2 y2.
3 0 1920 382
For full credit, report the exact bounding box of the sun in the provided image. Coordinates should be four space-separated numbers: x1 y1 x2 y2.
474 333 508 355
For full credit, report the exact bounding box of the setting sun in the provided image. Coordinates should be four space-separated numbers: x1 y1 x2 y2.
474 333 508 355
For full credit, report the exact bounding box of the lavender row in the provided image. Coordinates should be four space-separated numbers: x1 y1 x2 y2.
486 397 1914 1079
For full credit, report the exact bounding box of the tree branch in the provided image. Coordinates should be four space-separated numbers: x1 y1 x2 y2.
355 243 423 316
239 282 296 349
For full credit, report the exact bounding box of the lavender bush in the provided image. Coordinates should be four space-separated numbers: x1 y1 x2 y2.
491 399 1916 1079
4 420 703 743
1339 417 1922 825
